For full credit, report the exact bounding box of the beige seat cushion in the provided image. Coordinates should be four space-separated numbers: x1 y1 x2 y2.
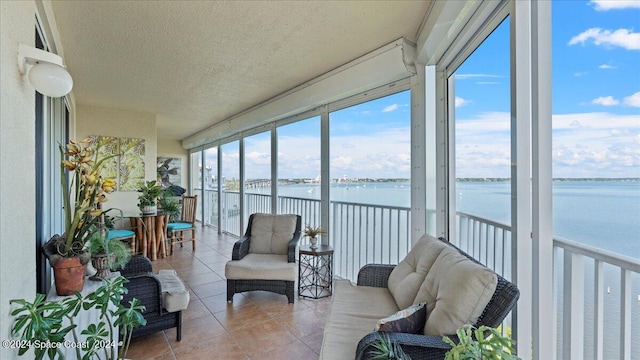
156 269 190 313
319 280 399 360
387 234 448 309
249 213 298 255
414 246 498 336
225 254 296 281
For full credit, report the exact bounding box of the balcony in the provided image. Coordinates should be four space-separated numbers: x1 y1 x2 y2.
197 189 639 359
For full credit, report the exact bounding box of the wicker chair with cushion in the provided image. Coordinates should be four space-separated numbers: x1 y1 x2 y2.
119 255 189 341
319 235 520 360
225 213 302 304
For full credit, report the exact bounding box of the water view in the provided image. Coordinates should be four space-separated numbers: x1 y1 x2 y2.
267 178 639 259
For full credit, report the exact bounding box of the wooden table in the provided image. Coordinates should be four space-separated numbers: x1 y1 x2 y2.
130 213 169 260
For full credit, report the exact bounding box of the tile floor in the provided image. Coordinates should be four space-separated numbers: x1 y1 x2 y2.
126 225 331 360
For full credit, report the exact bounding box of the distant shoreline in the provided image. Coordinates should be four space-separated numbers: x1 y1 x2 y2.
276 178 640 184
457 178 640 182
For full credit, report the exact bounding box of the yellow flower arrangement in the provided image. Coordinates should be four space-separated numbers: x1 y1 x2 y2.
54 138 116 257
303 224 326 238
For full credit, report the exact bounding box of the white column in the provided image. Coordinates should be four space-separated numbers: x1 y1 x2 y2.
270 124 278 214
410 64 427 244
320 106 330 245
512 1 533 358
531 1 555 359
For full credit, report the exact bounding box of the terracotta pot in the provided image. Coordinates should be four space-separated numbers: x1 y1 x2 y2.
52 256 88 296
90 253 116 281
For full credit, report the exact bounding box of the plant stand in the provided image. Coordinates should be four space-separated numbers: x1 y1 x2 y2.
298 244 333 299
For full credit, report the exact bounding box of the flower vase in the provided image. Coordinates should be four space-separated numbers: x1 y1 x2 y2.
309 237 318 250
89 253 116 281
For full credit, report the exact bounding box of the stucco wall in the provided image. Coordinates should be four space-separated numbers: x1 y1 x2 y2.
76 105 157 215
157 137 189 188
0 1 37 358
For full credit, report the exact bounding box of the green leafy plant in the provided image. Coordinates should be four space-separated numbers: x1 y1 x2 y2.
136 180 163 208
158 195 180 222
443 325 520 360
9 276 146 360
368 333 411 360
86 231 132 270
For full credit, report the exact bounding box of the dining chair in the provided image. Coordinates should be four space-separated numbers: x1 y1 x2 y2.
104 208 137 254
167 195 197 255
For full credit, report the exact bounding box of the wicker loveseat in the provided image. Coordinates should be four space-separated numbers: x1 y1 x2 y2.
319 235 519 360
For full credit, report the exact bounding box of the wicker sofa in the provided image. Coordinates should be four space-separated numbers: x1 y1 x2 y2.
319 235 519 360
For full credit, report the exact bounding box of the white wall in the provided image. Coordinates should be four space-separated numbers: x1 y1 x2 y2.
76 105 157 215
158 137 188 188
0 1 37 358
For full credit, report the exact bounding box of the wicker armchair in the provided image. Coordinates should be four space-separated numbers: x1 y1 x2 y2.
119 255 183 340
355 238 520 360
225 213 302 303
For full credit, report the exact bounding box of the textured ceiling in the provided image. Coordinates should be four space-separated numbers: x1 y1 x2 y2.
51 1 431 141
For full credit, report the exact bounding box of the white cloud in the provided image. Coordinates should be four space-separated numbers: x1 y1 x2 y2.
382 104 398 112
455 97 470 107
623 91 640 107
598 64 617 69
592 96 620 106
590 0 640 10
569 28 640 50
455 111 640 178
476 81 499 85
574 72 587 77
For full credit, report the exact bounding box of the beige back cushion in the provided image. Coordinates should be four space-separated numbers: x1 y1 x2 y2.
415 247 497 336
387 234 447 309
249 214 298 255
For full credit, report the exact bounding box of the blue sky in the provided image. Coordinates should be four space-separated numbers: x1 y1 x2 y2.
211 0 639 180
455 0 639 178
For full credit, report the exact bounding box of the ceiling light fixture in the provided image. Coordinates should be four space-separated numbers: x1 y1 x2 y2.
18 44 73 98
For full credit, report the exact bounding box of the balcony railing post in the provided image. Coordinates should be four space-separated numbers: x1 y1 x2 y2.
594 260 604 360
620 268 631 360
563 250 584 360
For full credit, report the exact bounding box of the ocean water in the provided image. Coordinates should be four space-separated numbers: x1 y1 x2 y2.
277 180 639 259
456 180 640 259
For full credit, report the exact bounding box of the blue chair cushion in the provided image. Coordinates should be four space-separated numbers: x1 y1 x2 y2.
107 229 135 240
167 222 193 231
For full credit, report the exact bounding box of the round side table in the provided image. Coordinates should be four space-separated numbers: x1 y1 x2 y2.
298 244 334 299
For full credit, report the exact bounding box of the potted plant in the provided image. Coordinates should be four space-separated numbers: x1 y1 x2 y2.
136 180 163 215
9 276 146 360
44 139 117 295
367 333 411 360
86 227 132 281
443 324 520 360
303 224 326 250
158 187 181 222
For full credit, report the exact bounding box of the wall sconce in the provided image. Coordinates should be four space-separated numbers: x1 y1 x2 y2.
18 44 73 98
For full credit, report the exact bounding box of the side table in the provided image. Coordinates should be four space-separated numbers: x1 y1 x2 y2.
298 244 333 299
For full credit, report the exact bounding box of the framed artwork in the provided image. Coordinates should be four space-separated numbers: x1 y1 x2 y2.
88 135 146 191
157 157 181 187
119 137 145 191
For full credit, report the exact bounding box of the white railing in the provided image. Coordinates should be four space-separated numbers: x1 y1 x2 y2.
455 212 640 360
